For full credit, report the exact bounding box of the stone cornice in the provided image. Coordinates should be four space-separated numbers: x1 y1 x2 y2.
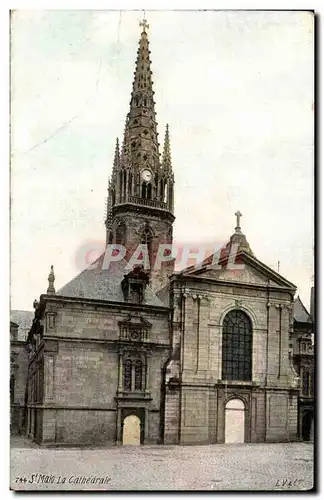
40 294 170 314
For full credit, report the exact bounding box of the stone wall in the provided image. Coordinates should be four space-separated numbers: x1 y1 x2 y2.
35 298 170 445
10 341 28 434
163 266 299 445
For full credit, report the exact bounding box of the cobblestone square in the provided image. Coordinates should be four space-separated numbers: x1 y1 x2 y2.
10 439 314 491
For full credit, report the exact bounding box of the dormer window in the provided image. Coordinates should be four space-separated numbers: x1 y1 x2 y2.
121 265 149 304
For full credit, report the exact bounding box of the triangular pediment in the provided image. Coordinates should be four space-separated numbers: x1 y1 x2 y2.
181 251 296 290
118 314 152 328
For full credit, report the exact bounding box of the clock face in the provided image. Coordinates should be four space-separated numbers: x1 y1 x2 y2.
141 169 152 182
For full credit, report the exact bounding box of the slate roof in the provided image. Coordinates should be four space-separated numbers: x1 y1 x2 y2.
10 310 34 341
57 254 166 308
293 296 312 324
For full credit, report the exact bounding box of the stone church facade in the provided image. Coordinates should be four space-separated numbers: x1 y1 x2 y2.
24 21 301 446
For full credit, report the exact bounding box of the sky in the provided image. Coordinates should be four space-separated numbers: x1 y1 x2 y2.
10 9 314 311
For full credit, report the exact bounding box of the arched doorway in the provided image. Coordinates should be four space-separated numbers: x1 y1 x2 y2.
122 415 141 445
302 411 314 442
225 398 245 443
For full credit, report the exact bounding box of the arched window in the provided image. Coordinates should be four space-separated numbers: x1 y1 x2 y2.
10 375 15 405
141 226 153 266
142 225 152 251
302 369 313 396
123 359 132 391
222 309 252 382
123 170 127 199
123 358 144 392
128 173 133 197
141 182 152 200
135 360 143 390
115 221 126 246
160 179 164 200
163 181 167 202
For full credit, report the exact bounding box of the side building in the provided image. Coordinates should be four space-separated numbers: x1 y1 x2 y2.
291 294 314 441
163 222 300 445
10 311 33 435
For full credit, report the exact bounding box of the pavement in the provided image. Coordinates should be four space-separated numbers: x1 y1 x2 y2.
10 438 314 491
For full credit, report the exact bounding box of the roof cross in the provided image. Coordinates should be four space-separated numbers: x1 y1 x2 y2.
235 210 242 232
139 17 149 33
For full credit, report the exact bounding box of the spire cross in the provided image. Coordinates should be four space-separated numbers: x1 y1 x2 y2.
235 210 242 231
139 17 149 33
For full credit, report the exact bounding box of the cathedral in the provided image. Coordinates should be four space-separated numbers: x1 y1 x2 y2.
20 20 307 446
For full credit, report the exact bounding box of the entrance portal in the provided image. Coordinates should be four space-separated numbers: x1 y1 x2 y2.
225 398 245 443
302 411 314 442
122 415 141 445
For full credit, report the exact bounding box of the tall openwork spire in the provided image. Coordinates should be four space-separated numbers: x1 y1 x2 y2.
121 18 160 171
104 17 175 254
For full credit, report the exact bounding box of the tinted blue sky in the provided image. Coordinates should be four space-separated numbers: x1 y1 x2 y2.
10 10 314 310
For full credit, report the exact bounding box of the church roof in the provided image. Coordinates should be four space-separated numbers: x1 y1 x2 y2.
10 310 34 341
56 253 166 308
293 296 312 324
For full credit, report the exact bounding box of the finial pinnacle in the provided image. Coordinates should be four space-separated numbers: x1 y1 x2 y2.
162 123 172 171
47 265 56 295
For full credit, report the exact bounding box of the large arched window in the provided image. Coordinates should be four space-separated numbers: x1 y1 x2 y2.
141 226 153 266
222 309 252 382
115 221 126 246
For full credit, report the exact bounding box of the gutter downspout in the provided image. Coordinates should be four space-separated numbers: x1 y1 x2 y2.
195 296 201 373
278 305 282 379
265 280 270 442
178 288 186 444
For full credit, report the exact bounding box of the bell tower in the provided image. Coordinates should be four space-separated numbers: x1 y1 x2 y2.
105 18 175 293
